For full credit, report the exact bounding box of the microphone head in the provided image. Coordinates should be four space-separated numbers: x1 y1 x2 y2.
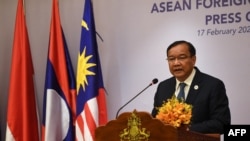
152 78 158 85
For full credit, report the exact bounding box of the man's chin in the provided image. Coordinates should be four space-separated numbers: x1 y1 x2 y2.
174 73 185 80
174 71 184 76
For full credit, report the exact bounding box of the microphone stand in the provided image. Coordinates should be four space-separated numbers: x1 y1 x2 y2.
115 83 153 118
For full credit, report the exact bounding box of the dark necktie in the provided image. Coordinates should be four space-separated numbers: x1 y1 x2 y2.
177 83 186 101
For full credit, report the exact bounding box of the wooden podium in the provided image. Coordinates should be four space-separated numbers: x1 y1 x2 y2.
95 110 220 141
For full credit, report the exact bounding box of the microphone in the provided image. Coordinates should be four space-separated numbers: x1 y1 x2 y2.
115 78 158 118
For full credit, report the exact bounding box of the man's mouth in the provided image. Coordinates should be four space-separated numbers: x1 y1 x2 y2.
174 68 183 72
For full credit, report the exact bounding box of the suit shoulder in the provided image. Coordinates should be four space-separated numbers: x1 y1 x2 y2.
198 71 225 87
195 67 224 83
159 77 175 85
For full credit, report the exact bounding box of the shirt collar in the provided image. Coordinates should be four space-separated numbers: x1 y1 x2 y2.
176 68 196 88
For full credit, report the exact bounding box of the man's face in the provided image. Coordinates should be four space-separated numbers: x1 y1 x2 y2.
167 43 196 82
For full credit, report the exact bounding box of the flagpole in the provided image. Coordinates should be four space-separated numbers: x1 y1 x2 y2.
22 0 26 16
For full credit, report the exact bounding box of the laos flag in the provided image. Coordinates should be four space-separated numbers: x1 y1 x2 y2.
42 0 76 141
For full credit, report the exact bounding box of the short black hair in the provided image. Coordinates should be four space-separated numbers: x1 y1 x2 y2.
167 40 196 56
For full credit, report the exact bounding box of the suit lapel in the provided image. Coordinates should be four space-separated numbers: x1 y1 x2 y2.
163 77 176 102
186 67 202 104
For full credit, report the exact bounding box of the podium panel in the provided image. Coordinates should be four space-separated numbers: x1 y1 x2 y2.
95 110 220 141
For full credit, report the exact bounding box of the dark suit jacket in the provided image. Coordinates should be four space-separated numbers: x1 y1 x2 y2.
151 67 231 134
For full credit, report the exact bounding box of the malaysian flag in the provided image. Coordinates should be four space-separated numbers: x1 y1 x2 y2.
42 0 76 140
75 0 108 140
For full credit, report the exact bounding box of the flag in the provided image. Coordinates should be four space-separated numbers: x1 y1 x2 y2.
42 0 76 140
5 0 40 140
75 0 108 140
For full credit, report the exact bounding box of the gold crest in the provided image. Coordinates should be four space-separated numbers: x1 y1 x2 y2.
119 112 150 141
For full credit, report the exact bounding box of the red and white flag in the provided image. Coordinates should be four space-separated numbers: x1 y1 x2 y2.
5 0 40 140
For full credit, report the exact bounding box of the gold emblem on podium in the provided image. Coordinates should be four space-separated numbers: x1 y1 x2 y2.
119 112 150 141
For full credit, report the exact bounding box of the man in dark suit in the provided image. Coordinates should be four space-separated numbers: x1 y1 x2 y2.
151 40 231 134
